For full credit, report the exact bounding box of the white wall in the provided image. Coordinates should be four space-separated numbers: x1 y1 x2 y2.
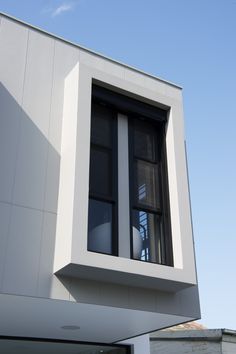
120 334 150 354
151 339 221 354
222 341 236 354
0 16 79 298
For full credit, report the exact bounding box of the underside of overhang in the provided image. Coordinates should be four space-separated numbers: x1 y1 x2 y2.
0 293 195 343
56 263 195 292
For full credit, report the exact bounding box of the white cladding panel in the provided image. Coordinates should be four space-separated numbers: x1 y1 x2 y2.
54 60 197 291
150 339 221 354
12 116 48 210
22 30 54 137
12 30 54 210
2 205 43 296
0 17 28 104
0 202 11 291
121 334 151 354
0 17 80 298
54 62 80 271
44 41 80 213
37 212 57 298
48 40 80 152
222 341 236 354
0 18 28 203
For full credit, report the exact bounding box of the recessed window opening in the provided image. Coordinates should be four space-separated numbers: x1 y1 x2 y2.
88 103 118 256
87 84 173 266
130 118 172 265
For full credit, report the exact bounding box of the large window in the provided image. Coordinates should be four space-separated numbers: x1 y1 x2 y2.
87 103 118 255
0 337 130 354
87 85 173 266
130 118 172 265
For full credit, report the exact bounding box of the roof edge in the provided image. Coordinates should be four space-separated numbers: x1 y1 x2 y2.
0 11 182 90
222 329 236 336
150 329 223 342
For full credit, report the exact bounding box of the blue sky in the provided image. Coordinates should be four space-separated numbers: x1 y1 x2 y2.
0 0 236 329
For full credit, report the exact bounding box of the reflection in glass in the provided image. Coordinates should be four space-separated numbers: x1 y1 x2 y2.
134 160 160 209
0 338 128 353
88 199 113 254
91 103 112 147
132 210 164 264
134 122 157 162
90 147 112 197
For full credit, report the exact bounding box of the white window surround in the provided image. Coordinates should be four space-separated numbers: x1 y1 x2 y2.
54 58 197 292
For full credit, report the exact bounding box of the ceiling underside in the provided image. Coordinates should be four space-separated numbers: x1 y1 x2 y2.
0 293 191 343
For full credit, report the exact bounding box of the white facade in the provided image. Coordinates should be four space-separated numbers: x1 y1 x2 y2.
150 329 236 354
0 12 200 352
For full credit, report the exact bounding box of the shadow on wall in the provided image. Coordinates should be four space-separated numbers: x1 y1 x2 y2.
0 82 60 298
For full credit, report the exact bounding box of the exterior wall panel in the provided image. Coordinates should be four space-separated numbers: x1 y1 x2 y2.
2 205 43 295
44 41 80 214
12 30 54 211
222 341 236 354
37 212 57 298
55 60 197 292
151 339 221 354
0 18 28 203
12 115 48 210
0 202 11 291
0 20 82 299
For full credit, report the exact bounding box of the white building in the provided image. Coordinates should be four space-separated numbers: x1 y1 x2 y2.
0 12 200 353
150 326 236 354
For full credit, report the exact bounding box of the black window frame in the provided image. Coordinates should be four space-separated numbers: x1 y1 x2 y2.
129 116 173 266
88 100 118 257
0 335 131 354
88 83 173 266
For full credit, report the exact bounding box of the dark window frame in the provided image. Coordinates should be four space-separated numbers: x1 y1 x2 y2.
88 101 118 256
129 116 173 266
89 84 173 266
0 335 131 353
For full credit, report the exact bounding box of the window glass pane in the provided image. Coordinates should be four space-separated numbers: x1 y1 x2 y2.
134 160 160 209
0 338 128 353
132 210 164 263
134 123 157 162
90 147 112 197
88 199 113 254
91 103 112 147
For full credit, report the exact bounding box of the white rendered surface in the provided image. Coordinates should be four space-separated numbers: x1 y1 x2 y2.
120 334 151 354
54 63 79 271
0 17 28 203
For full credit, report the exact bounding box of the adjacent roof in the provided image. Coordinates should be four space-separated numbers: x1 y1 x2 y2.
163 321 207 331
150 321 236 342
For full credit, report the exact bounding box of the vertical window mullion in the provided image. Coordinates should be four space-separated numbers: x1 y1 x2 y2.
117 113 131 258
